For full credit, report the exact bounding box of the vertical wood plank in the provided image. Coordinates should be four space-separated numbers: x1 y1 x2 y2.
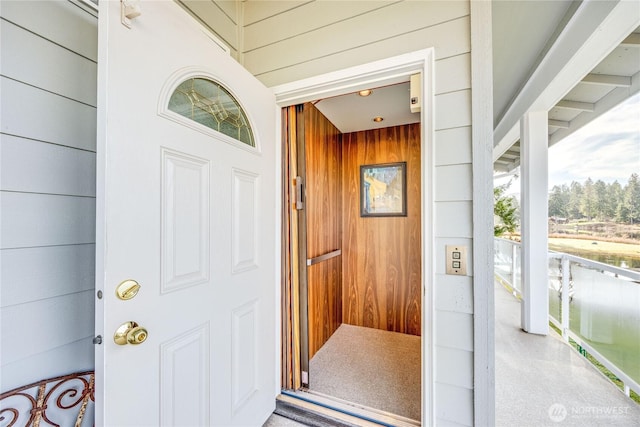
342 123 422 336
304 103 343 359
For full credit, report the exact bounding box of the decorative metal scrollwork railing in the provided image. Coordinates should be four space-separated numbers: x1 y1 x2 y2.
0 371 94 427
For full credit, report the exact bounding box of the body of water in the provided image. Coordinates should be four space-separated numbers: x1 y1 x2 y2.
551 248 640 271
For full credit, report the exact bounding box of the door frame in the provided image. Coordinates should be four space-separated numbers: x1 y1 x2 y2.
272 48 436 425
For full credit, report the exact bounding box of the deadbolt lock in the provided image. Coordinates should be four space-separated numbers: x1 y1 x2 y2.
114 321 148 345
116 279 141 300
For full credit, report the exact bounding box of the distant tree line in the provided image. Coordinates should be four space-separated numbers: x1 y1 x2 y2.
548 173 640 224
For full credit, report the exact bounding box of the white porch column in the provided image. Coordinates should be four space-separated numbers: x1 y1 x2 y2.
520 111 549 335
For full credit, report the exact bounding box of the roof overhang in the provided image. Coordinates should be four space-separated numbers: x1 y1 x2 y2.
493 1 640 173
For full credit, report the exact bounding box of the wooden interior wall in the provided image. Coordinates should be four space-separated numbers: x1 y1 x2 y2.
304 103 343 359
342 123 422 336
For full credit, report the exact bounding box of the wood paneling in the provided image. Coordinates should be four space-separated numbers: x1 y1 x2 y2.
303 103 342 359
307 257 342 359
281 106 302 389
342 123 421 336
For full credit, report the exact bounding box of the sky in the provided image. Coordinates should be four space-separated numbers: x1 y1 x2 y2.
548 92 640 189
495 92 640 194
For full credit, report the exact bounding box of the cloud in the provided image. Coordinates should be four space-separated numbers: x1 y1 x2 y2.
549 93 640 187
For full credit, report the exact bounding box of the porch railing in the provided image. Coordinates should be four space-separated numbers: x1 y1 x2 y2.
494 238 522 297
494 237 640 398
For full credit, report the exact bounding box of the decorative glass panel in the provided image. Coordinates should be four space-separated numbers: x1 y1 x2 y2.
168 78 255 147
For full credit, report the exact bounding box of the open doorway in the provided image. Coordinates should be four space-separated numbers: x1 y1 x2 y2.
280 77 424 424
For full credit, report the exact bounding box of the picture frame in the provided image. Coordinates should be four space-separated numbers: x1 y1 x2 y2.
360 162 407 217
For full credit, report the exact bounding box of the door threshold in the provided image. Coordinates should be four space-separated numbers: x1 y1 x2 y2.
276 390 420 427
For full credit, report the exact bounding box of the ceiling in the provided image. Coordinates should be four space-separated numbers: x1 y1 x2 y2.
494 24 640 172
492 1 578 128
313 82 420 134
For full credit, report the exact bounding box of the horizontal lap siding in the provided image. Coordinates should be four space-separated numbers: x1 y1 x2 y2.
241 2 474 424
2 244 96 307
179 0 240 57
0 338 95 393
0 0 97 392
242 1 469 87
0 78 97 151
1 19 97 106
434 36 474 425
1 134 96 196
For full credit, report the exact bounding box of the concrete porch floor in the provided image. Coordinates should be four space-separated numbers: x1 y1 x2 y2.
495 281 640 426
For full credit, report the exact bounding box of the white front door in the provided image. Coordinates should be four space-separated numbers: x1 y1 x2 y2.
95 1 277 425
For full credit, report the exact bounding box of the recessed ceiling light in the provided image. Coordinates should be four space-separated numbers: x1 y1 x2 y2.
372 116 384 122
358 89 373 97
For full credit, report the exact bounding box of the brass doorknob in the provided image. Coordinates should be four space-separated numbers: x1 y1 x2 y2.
127 326 148 344
114 321 148 345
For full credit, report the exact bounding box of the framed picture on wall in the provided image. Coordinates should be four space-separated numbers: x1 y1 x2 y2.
360 162 407 217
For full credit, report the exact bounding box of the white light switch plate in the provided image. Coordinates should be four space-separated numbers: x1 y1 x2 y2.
446 245 467 275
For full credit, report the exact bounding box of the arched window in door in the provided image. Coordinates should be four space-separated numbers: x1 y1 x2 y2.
168 77 254 147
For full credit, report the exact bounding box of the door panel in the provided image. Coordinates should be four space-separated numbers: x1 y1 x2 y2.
96 1 276 425
307 257 342 358
301 103 342 360
161 149 210 292
160 324 210 425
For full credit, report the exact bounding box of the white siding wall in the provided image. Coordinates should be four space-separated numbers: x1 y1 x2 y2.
241 2 475 425
0 0 97 391
179 0 241 58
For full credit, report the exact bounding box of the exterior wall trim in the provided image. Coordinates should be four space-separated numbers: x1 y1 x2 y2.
470 0 495 425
